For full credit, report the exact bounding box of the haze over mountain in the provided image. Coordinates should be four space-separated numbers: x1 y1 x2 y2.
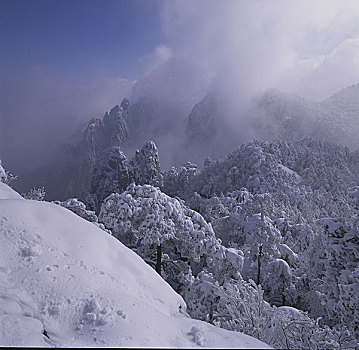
10 82 359 201
186 83 359 164
1 0 359 180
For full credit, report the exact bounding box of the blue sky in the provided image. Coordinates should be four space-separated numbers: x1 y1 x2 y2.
0 0 163 80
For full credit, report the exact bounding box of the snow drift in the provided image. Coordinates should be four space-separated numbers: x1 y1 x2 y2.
0 183 270 348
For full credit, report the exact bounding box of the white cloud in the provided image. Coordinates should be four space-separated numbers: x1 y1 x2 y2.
134 0 359 105
289 38 359 100
125 0 359 165
140 45 172 76
3 0 359 172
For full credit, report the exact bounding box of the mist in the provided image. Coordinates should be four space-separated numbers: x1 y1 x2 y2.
1 0 359 178
125 0 359 167
154 0 359 101
0 67 134 173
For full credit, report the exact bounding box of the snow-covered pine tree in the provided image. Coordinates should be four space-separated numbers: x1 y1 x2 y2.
0 160 16 185
98 184 221 278
309 218 359 339
21 187 46 201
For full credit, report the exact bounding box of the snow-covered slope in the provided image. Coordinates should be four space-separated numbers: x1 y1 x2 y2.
0 183 270 348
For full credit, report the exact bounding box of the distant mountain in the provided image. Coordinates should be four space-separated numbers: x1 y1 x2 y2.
253 89 338 141
13 83 359 201
13 96 169 200
185 93 245 163
185 84 359 159
321 83 359 150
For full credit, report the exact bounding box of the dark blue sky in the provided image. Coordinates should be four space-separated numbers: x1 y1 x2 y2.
0 0 163 80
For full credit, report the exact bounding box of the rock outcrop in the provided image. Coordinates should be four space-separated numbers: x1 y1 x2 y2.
88 141 162 212
90 146 130 206
130 140 161 185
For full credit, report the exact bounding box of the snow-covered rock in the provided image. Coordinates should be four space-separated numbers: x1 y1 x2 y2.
102 104 129 147
130 140 162 186
90 146 130 205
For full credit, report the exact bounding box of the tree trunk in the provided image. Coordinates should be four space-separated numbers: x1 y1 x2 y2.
282 289 286 306
156 244 162 276
256 244 263 285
